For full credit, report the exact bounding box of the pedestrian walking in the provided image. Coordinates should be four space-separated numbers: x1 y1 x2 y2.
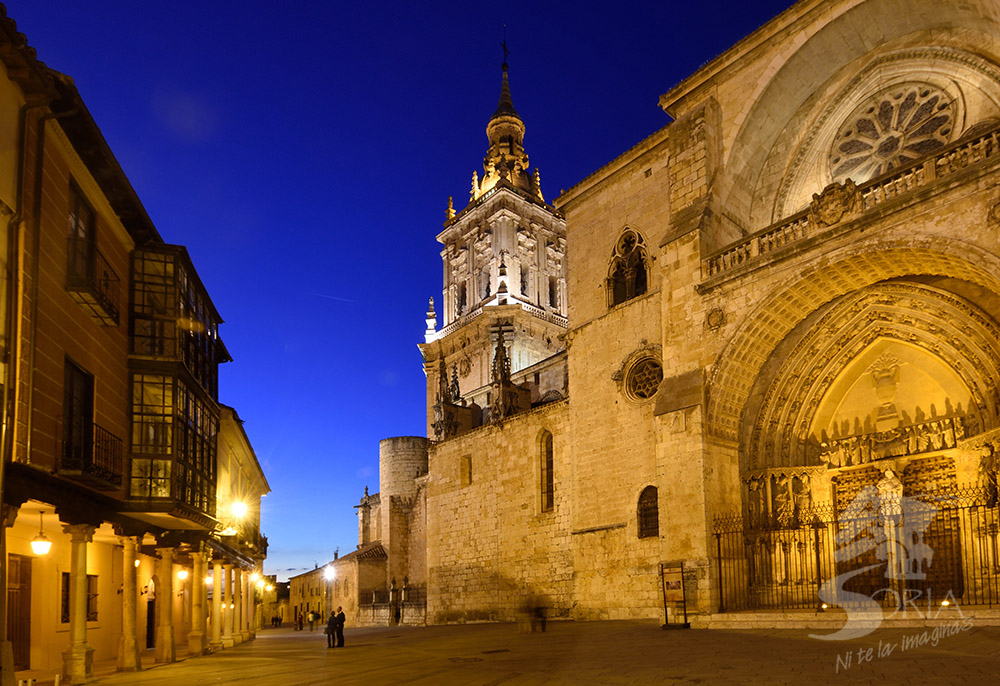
334 606 346 647
308 610 316 632
297 612 304 631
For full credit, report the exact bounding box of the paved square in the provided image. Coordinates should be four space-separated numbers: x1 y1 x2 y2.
69 620 1000 686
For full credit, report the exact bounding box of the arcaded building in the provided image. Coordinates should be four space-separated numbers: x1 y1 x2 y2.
343 0 1000 626
0 9 270 683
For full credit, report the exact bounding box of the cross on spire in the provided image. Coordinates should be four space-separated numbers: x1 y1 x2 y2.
501 26 510 67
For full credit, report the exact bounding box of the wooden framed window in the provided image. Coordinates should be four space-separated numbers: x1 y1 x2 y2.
61 572 98 622
67 183 96 281
62 359 94 470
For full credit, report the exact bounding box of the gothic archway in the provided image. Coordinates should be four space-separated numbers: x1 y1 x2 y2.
706 239 1000 444
743 282 1000 474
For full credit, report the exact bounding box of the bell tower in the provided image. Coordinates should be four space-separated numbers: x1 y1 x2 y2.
420 59 568 439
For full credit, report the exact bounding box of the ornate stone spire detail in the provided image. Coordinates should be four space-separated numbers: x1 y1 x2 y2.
424 298 437 343
446 196 455 221
468 61 543 204
450 365 461 403
491 327 512 384
436 355 449 403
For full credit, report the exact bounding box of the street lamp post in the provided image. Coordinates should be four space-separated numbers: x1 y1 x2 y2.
323 566 335 618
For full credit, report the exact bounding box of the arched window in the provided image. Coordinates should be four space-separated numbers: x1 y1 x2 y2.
540 430 554 512
637 485 659 538
608 230 648 307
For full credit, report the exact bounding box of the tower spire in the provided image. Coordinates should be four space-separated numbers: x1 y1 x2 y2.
467 41 543 204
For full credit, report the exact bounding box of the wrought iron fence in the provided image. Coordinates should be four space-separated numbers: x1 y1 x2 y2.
714 486 1000 612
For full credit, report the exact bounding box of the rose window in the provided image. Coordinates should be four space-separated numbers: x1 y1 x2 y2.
626 357 663 400
830 84 955 182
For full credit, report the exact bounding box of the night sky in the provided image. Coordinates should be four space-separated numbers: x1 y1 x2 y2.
8 0 794 580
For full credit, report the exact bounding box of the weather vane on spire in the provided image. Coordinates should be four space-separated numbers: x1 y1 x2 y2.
501 26 510 67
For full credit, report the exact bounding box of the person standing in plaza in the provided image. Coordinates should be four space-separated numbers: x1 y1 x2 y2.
325 611 337 648
308 610 316 632
334 606 346 647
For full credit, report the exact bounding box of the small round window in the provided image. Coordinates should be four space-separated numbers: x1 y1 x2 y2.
626 357 663 400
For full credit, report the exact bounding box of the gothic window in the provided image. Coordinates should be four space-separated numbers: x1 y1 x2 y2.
540 431 554 512
460 455 472 487
831 84 955 182
608 230 648 307
625 356 663 401
637 486 659 538
549 276 559 309
456 283 467 316
520 268 529 296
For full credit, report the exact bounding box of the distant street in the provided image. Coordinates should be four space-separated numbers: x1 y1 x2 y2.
74 620 1000 685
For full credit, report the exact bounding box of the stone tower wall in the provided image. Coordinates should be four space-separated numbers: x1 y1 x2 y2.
379 436 428 498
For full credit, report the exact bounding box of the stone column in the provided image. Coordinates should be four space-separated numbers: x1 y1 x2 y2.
154 547 176 663
240 569 250 640
117 536 142 671
222 563 234 648
187 550 207 655
233 568 243 644
62 524 96 685
2 504 20 686
209 559 223 651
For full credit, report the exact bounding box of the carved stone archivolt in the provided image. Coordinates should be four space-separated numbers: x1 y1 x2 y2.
743 282 1000 472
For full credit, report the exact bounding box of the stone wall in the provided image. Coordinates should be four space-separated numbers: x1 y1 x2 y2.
425 401 572 624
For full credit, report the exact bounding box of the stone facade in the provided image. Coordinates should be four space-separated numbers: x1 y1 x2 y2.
337 0 1000 627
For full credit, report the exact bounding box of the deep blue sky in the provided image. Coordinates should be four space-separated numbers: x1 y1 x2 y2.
9 0 794 580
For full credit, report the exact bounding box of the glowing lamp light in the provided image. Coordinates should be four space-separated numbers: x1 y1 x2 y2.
134 559 141 568
250 572 260 582
219 526 238 536
30 511 51 556
177 570 189 581
942 599 951 606
230 502 248 519
323 566 336 581
205 576 213 586
266 585 273 592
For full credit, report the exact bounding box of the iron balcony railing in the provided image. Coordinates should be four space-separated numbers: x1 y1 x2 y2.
60 422 124 490
66 236 121 326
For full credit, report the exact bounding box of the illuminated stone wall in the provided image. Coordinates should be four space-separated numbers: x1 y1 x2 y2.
424 401 571 624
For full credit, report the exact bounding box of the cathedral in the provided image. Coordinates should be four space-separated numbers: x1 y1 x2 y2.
300 0 1000 627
